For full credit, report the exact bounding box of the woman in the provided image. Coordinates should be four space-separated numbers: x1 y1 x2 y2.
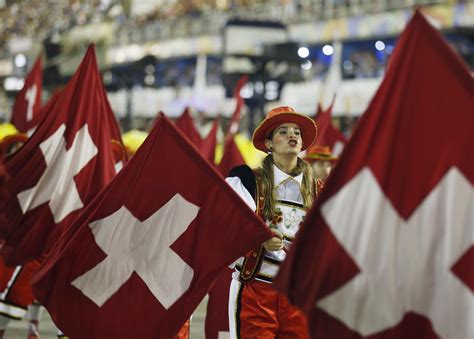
0 132 44 339
304 144 337 183
226 106 319 338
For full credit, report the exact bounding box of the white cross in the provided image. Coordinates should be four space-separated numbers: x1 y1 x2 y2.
318 167 473 338
17 124 98 223
25 84 37 122
72 193 200 309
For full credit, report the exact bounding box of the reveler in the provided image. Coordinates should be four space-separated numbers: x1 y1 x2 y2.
226 106 320 338
0 131 44 339
304 144 337 183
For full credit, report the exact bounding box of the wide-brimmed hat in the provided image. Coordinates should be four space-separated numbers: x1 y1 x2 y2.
111 139 126 163
0 133 28 154
252 106 317 152
304 144 337 162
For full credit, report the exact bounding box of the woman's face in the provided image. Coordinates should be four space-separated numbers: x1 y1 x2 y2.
265 123 302 156
312 160 332 180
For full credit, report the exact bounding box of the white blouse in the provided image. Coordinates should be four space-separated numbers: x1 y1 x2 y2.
225 164 304 207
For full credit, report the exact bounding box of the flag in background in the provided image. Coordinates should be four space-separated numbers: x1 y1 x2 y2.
175 107 202 148
207 74 248 337
314 98 348 157
200 118 219 164
10 54 43 135
0 44 123 266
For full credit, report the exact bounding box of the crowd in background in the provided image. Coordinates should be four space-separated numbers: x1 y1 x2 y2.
1 0 440 52
0 0 110 51
0 0 269 52
128 0 261 27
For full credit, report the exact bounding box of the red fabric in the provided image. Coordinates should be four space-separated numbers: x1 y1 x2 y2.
274 11 473 339
205 268 233 339
0 152 7 199
226 75 248 136
0 258 40 312
0 44 120 265
10 54 43 134
238 280 309 338
205 78 247 335
176 109 219 165
175 107 202 148
218 136 245 177
217 75 247 176
32 113 272 339
0 154 7 235
313 100 347 151
200 119 219 164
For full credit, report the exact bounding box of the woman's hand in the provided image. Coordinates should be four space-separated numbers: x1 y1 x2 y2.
263 229 285 251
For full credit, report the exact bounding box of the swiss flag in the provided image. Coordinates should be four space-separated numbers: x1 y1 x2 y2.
200 119 219 164
206 76 247 338
10 54 43 135
217 74 247 176
159 109 218 164
32 113 272 339
218 136 245 177
205 267 234 339
226 75 248 136
0 45 122 266
314 99 347 156
274 11 473 339
175 107 202 147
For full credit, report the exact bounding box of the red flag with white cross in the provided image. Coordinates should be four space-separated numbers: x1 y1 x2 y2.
175 107 202 148
32 113 272 339
205 266 234 339
200 119 219 164
204 75 248 338
226 74 248 136
314 99 347 157
274 11 473 339
218 136 245 177
0 44 122 265
217 74 247 176
10 54 43 135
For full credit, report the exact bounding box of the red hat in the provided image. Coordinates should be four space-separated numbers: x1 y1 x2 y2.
0 133 28 155
111 139 126 163
304 144 337 162
252 106 317 153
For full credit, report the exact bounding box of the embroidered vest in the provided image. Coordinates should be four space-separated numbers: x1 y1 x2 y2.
237 172 322 283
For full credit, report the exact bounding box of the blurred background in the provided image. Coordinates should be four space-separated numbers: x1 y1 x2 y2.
0 0 473 139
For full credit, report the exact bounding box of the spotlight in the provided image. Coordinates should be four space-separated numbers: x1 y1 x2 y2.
301 60 312 70
298 47 310 58
322 45 334 56
375 40 386 51
14 54 27 68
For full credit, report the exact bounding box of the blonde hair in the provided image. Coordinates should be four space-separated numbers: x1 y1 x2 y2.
257 154 314 221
